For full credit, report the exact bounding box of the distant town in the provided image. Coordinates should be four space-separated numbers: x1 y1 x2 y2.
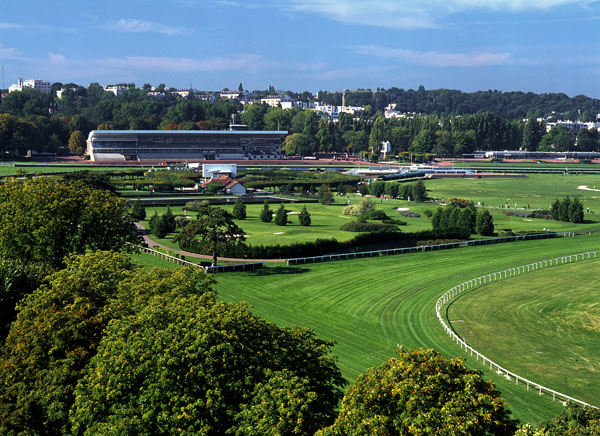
2 77 600 163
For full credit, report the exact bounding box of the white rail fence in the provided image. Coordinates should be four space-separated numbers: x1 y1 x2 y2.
436 251 599 409
138 246 264 273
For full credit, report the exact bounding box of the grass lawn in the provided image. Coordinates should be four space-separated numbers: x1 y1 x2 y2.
208 233 600 426
448 260 600 406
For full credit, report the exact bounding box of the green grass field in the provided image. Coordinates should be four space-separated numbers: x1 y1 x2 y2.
449 260 600 406
202 233 600 426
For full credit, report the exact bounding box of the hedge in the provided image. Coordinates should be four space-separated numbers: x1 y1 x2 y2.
340 222 399 232
178 228 471 259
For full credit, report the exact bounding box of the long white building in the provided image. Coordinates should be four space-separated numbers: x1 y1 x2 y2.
8 78 51 94
86 129 287 162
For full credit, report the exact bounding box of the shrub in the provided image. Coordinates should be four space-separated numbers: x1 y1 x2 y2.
299 205 311 226
232 196 246 220
275 204 288 226
260 201 272 222
185 200 210 211
174 215 189 228
400 211 421 218
343 198 374 217
131 200 146 220
361 209 389 221
340 222 399 232
475 209 495 236
318 184 334 205
423 209 433 218
411 180 427 201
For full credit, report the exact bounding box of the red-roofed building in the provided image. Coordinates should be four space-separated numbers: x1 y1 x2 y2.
201 175 246 195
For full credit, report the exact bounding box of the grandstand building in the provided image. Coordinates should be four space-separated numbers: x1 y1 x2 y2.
86 129 287 162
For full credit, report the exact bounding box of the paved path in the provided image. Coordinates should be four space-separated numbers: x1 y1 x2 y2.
136 223 287 264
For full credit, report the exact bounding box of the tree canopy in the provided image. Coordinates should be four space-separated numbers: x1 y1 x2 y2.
0 178 141 270
318 347 517 436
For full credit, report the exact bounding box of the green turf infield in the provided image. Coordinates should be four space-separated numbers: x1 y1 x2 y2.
448 259 599 406
208 233 600 425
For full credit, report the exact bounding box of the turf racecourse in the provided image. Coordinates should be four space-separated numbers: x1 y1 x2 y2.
449 260 600 406
211 233 600 425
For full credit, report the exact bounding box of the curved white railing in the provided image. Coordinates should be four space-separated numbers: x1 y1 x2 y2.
436 251 599 409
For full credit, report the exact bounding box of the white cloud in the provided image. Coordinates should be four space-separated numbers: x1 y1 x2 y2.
103 18 191 35
0 45 24 60
0 23 22 29
95 54 273 73
356 45 512 67
287 0 599 28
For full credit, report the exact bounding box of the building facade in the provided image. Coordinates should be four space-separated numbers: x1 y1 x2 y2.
9 78 51 94
86 129 287 162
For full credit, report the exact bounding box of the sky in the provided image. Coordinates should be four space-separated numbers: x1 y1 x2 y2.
1 0 599 97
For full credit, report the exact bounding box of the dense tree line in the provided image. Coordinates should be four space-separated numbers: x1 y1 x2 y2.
2 83 600 158
318 86 600 121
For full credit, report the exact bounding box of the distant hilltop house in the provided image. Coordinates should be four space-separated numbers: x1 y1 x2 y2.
86 129 287 162
313 103 364 120
201 175 246 195
220 90 250 100
104 85 129 96
544 120 600 132
9 78 51 94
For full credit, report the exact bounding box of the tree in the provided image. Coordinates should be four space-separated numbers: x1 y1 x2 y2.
411 179 427 201
68 130 86 155
318 184 334 205
568 197 584 223
260 201 273 222
131 200 146 220
537 404 600 435
550 198 561 220
176 206 245 266
232 196 247 220
0 251 139 435
522 118 544 151
70 294 345 435
476 209 495 236
368 180 385 197
318 347 517 436
0 178 140 270
299 205 311 226
558 196 571 222
0 251 214 436
275 204 288 226
283 132 314 156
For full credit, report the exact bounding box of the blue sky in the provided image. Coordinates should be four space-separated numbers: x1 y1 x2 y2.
1 0 599 97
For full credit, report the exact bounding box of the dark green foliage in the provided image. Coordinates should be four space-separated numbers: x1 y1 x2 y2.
63 171 116 192
131 200 146 220
299 205 311 226
0 256 46 340
476 209 495 236
0 251 140 435
163 207 176 232
70 296 345 435
558 196 571 222
411 179 427 201
424 209 433 218
384 182 399 198
205 180 224 194
340 222 399 232
232 196 247 220
368 181 385 197
174 215 189 228
318 184 334 205
260 201 273 222
318 347 517 436
432 202 477 235
275 204 288 226
0 178 140 270
537 404 600 435
360 209 389 221
551 197 583 223
568 198 584 223
175 206 245 265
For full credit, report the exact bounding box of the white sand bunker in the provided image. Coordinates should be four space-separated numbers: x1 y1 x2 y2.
273 232 284 235
578 185 600 192
396 207 410 211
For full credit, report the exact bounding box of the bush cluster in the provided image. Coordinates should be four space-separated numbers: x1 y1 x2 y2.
179 228 470 259
368 180 427 201
550 197 584 223
340 222 399 232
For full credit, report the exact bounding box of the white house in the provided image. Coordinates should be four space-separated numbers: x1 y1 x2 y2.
9 78 51 94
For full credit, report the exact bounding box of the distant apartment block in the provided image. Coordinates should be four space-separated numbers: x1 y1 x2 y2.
545 120 600 132
220 90 249 100
313 103 364 119
260 94 292 107
86 129 287 162
9 78 51 94
104 85 129 96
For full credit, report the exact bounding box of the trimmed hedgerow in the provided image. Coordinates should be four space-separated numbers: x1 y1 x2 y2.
340 222 399 232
